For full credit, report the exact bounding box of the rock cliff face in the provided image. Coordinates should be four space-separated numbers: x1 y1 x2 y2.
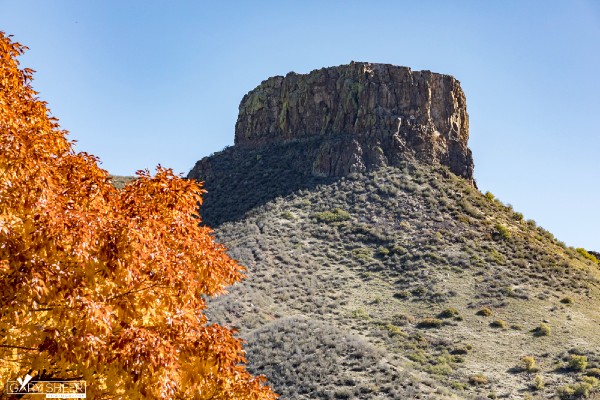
234 62 474 180
188 62 476 225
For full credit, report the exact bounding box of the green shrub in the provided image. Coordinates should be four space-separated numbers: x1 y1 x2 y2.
526 219 537 228
351 247 372 261
393 290 410 299
280 211 296 220
520 356 538 372
384 323 406 337
558 376 599 399
424 362 453 375
313 208 351 223
376 246 390 257
586 368 600 378
494 223 511 240
533 374 544 390
490 319 507 329
569 355 589 372
583 376 599 387
512 211 523 222
438 307 460 319
485 191 495 201
451 381 467 391
476 307 493 317
391 245 408 255
557 385 577 399
533 323 551 337
417 318 443 329
407 350 427 364
351 308 370 320
487 248 505 264
576 248 599 264
512 211 524 221
390 313 414 326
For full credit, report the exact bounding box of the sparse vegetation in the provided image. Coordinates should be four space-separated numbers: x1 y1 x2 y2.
477 307 493 317
558 376 599 399
520 356 538 372
586 368 600 378
196 160 600 399
417 318 443 329
533 374 544 390
490 319 507 329
494 223 511 240
313 208 351 223
533 323 552 337
512 211 524 221
438 308 460 319
281 210 296 220
561 296 574 304
6 23 600 397
109 175 136 189
376 246 390 257
576 248 599 264
469 374 489 386
569 355 589 372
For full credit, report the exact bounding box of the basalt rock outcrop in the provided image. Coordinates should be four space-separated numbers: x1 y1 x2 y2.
188 62 475 225
234 62 473 180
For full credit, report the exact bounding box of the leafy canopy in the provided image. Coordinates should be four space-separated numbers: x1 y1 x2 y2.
0 32 276 399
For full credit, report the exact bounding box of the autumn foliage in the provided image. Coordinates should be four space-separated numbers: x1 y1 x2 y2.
0 32 276 399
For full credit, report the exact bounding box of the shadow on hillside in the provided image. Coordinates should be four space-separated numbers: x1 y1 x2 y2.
187 138 336 227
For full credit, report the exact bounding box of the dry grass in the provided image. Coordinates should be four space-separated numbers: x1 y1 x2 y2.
193 158 600 399
108 175 135 189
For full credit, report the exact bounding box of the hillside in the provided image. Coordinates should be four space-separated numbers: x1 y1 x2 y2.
200 161 600 399
107 175 135 189
186 63 600 399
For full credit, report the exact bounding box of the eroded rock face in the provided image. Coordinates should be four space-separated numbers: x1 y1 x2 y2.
188 62 476 225
234 62 474 180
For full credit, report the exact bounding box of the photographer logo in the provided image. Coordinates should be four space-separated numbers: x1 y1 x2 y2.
5 375 86 398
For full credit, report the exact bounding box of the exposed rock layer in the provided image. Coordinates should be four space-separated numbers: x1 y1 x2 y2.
188 62 476 225
234 62 474 180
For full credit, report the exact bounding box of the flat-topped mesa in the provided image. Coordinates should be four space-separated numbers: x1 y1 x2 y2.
235 61 474 181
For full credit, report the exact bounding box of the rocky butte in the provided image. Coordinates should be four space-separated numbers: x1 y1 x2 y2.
188 62 475 224
188 63 600 399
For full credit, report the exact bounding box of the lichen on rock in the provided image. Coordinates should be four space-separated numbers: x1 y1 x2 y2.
234 61 474 180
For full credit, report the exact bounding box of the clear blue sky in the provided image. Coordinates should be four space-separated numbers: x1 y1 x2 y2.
1 1 599 250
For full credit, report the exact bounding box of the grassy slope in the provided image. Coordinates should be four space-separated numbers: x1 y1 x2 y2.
204 163 600 399
107 175 135 189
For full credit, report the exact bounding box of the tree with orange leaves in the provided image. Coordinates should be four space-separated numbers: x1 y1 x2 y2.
0 32 276 399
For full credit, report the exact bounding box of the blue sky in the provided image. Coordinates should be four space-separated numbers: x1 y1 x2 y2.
1 1 599 250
